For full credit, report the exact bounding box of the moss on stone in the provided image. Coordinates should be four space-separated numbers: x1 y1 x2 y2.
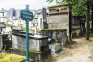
52 41 59 45
11 48 42 54
38 29 66 31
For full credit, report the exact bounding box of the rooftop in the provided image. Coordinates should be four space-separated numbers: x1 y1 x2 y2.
48 4 72 8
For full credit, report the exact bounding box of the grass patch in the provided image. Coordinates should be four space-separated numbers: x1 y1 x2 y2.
0 52 27 62
0 55 4 59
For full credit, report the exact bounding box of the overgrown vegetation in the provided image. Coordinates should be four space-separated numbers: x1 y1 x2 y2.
0 52 26 62
47 0 93 16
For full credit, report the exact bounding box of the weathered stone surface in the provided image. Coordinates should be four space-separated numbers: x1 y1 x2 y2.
10 48 50 61
47 16 70 36
72 16 84 37
40 29 68 46
12 34 48 51
47 15 69 24
12 35 18 48
47 5 72 41
12 34 50 61
48 5 70 14
49 43 61 54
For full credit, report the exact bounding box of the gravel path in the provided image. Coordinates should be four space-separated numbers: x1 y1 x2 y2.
43 36 93 62
56 37 93 62
57 48 92 62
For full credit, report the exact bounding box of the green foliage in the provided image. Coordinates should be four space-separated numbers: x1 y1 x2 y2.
10 29 13 33
46 0 93 17
52 41 59 45
22 27 26 31
5 23 9 26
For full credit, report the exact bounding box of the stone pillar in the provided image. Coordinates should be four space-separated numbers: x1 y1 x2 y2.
42 8 48 29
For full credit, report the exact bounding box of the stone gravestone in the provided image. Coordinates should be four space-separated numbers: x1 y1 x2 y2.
47 5 72 42
42 8 48 29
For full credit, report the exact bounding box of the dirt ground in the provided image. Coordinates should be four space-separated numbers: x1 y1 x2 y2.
43 34 93 62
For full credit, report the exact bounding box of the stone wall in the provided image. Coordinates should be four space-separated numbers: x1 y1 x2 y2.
47 15 69 33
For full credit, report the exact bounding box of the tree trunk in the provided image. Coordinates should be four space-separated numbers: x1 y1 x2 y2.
86 1 90 40
92 5 93 32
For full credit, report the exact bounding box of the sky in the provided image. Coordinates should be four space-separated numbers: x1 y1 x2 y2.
0 0 56 10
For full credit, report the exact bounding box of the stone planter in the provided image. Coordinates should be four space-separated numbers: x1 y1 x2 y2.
49 43 61 54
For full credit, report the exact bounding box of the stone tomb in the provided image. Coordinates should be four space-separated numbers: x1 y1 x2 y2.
40 29 68 46
47 5 72 41
12 34 48 51
11 29 49 61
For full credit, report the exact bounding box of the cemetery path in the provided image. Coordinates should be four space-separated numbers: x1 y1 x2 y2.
56 36 93 62
43 34 93 62
57 37 93 62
